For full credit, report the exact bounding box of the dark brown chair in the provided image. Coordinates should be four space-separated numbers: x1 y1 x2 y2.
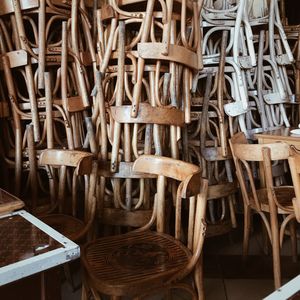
81 155 208 299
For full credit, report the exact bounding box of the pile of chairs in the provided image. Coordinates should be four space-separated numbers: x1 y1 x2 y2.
0 0 300 298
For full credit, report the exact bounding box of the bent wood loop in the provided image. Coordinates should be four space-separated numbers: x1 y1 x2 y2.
39 149 94 175
132 155 201 181
110 103 185 126
288 153 300 222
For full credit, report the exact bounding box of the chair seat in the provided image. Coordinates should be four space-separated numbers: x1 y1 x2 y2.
41 214 85 241
81 230 191 296
251 186 294 213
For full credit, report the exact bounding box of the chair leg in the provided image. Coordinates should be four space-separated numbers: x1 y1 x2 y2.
194 256 205 300
289 220 298 263
262 221 270 256
270 212 281 289
81 282 88 300
243 206 251 259
63 263 76 291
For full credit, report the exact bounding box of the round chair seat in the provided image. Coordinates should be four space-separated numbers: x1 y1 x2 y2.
41 214 85 241
81 230 191 297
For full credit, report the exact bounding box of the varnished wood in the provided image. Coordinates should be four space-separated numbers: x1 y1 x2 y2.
39 149 93 175
137 43 201 70
98 208 152 228
0 0 38 16
288 152 300 222
81 155 208 299
110 104 185 127
230 132 296 289
0 188 24 215
38 149 96 242
0 50 28 69
98 161 156 179
132 155 200 181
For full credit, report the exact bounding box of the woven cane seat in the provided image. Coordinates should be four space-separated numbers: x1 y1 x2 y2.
81 230 191 296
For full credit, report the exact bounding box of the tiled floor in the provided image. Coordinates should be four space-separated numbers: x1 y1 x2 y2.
63 215 300 300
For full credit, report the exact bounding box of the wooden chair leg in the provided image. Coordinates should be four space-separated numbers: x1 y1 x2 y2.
243 205 251 259
194 254 205 300
81 282 88 300
270 212 281 289
289 220 298 263
63 263 76 291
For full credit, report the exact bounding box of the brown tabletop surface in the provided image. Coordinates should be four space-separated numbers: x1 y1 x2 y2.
255 127 300 143
0 189 24 215
0 215 61 267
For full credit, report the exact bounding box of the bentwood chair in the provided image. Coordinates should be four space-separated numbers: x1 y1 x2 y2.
38 149 97 242
288 150 300 223
81 155 208 299
229 132 296 289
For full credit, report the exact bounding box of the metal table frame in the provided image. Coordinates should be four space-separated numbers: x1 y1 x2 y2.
0 210 80 286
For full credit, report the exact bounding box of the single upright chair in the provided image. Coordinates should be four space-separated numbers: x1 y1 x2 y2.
38 149 97 242
229 132 295 289
81 155 208 299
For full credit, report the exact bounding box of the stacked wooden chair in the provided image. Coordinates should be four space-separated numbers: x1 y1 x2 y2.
0 0 96 213
91 0 204 236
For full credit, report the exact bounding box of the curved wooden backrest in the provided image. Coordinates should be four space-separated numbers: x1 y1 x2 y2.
288 152 300 222
39 149 94 175
132 155 201 182
181 172 208 199
232 142 290 162
230 132 290 211
110 104 185 127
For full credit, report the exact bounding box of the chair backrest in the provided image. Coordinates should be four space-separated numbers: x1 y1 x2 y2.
229 132 290 211
132 155 208 256
288 151 300 222
38 149 95 216
39 149 94 175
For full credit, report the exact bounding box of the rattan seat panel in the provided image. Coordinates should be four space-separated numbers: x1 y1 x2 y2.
41 214 85 241
82 231 191 294
253 186 294 212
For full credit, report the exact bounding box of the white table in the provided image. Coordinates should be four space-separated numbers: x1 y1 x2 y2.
0 210 80 286
264 275 300 300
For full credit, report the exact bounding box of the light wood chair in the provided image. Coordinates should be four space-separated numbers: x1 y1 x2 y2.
229 132 295 289
38 149 96 242
288 150 300 223
81 155 208 299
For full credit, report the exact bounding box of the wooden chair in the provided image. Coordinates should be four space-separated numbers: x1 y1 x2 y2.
38 149 96 242
288 150 300 223
229 132 295 289
81 155 208 299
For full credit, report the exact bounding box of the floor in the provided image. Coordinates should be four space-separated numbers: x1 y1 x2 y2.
62 214 300 300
